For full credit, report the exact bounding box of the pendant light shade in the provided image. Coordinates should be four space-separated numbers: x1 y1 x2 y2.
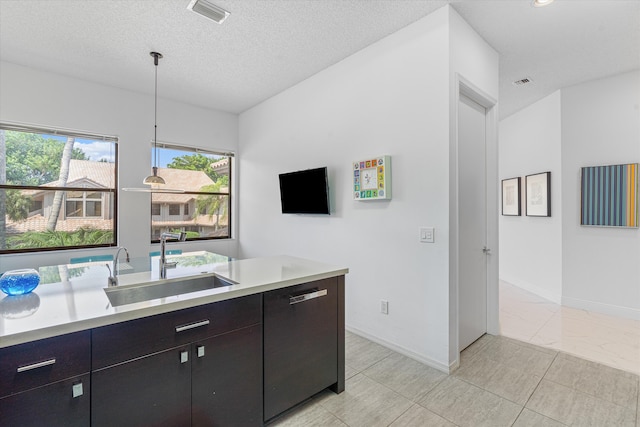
143 51 166 185
143 166 165 185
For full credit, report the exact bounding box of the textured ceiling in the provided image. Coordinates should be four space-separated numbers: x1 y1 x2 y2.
0 0 638 118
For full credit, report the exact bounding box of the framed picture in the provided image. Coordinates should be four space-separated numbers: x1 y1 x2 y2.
526 172 551 217
580 163 638 228
501 177 521 216
353 155 391 200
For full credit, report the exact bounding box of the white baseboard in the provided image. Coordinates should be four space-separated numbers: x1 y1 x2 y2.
561 296 640 321
346 325 452 374
500 276 562 304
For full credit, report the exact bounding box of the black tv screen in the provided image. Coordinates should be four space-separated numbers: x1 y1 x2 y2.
279 167 330 214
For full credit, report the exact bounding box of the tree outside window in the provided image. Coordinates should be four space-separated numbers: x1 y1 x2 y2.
0 124 117 253
150 145 231 242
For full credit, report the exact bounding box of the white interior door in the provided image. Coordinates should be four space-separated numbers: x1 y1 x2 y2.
458 93 488 351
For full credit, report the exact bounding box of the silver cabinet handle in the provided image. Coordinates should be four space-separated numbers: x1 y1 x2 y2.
180 350 189 364
290 289 328 305
175 319 210 333
17 358 56 373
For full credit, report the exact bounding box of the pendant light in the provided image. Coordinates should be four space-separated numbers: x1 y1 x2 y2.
122 52 184 194
143 51 166 185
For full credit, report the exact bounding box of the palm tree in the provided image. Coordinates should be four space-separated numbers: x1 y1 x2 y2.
195 182 227 230
0 129 6 249
47 136 74 231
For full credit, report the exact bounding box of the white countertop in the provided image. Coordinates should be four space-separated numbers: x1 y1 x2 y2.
0 254 348 348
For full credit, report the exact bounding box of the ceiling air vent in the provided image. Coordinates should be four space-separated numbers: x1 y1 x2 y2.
513 77 534 87
187 0 230 24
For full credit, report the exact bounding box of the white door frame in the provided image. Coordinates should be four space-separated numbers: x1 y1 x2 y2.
449 73 499 371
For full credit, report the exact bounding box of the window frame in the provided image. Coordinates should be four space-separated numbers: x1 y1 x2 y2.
150 143 233 244
0 122 118 254
65 190 103 218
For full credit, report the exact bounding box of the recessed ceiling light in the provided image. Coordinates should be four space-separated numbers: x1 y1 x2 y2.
187 0 230 24
532 0 555 7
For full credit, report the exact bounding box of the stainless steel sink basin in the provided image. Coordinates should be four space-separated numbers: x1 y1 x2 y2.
104 274 234 307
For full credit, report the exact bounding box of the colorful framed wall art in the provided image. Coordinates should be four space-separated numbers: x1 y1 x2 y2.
581 163 638 228
526 171 551 217
353 156 391 200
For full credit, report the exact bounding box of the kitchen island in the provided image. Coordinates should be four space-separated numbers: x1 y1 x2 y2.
0 253 347 426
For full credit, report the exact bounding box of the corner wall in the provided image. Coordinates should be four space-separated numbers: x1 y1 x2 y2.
499 91 563 302
0 61 239 271
561 71 640 318
499 71 640 319
238 6 498 370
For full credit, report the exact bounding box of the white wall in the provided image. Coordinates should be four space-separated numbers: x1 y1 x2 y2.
238 6 497 370
448 9 500 362
0 61 239 271
498 71 640 319
561 71 640 318
499 91 563 303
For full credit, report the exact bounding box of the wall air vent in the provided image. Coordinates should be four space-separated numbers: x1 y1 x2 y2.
513 77 534 86
187 0 230 24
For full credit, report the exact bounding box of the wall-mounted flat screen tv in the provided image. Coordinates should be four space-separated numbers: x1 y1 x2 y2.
279 167 330 214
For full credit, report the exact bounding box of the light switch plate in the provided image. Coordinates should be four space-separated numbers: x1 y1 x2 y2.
419 227 434 243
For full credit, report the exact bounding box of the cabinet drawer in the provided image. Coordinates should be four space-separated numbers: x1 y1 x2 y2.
0 331 90 397
93 294 262 369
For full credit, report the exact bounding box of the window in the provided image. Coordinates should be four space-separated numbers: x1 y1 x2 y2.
0 123 117 253
151 203 161 216
65 191 102 218
150 144 232 242
168 204 181 216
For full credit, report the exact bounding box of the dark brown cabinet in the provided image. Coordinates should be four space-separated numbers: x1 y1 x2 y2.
192 325 262 426
0 331 91 427
91 294 262 427
263 276 345 421
0 274 345 426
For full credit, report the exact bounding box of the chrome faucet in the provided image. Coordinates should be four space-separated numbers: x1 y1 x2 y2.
159 232 187 278
107 246 130 287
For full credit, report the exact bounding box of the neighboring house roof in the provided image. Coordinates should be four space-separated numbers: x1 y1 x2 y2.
152 167 218 203
211 158 229 175
5 216 113 234
45 159 115 188
5 162 228 234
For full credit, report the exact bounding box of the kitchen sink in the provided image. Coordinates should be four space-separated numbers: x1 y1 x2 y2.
104 274 234 307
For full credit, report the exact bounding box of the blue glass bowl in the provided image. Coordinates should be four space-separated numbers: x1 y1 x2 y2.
0 269 41 296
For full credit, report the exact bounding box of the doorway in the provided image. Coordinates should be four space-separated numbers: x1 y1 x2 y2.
458 93 488 350
451 75 499 361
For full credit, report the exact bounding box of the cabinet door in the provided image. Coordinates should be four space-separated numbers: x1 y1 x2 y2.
0 331 90 397
264 278 338 421
91 347 191 427
0 374 90 427
192 325 262 426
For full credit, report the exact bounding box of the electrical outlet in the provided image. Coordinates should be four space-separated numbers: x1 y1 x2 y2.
380 300 389 315
419 227 435 243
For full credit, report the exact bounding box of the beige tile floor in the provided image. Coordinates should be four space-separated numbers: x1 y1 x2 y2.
269 332 640 427
499 280 640 376
269 282 640 426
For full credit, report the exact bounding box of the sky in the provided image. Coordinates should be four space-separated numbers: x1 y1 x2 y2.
47 135 223 167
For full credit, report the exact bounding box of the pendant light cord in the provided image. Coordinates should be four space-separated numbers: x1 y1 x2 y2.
154 55 159 170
